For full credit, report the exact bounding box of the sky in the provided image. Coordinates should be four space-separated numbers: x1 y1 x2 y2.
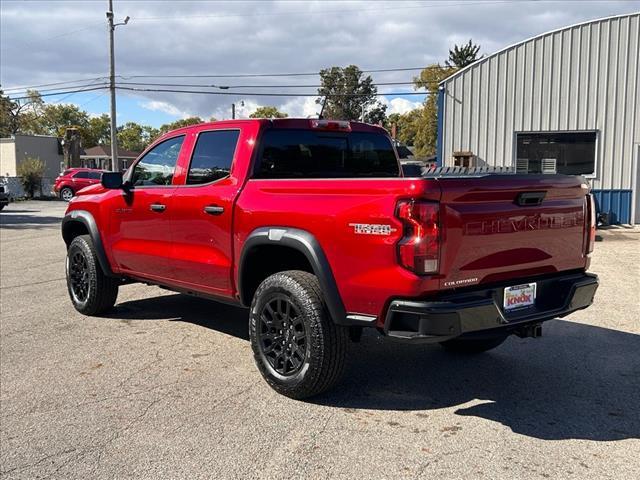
1 0 639 127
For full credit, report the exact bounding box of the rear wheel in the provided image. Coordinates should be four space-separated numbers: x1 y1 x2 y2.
66 235 119 315
60 187 74 202
439 335 508 354
249 270 348 399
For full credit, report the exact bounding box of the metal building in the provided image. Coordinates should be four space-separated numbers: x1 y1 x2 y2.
437 12 640 224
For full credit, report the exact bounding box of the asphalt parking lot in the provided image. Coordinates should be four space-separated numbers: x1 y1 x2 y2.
1 200 639 479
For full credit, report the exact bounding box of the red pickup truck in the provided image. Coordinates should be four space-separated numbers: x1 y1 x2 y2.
62 119 599 398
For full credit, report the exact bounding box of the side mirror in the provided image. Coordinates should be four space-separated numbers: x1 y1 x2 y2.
101 171 124 189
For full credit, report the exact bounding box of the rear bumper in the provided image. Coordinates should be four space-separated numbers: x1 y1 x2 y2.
384 272 598 342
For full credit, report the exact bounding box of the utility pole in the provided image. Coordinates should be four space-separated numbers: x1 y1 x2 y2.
231 100 244 120
107 0 117 171
106 0 129 171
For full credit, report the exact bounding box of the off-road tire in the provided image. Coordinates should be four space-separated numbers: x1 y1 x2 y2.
66 234 118 315
249 270 348 399
439 335 508 354
60 187 74 202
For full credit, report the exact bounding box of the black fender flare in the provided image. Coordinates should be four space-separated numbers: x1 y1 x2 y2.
238 227 348 325
61 210 115 277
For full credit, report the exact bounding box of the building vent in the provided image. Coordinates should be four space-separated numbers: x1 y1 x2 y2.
541 158 557 174
516 158 529 173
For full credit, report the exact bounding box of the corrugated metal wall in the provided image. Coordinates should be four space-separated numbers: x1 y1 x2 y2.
440 13 640 193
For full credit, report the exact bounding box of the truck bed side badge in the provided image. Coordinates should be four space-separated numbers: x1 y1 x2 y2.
349 223 397 236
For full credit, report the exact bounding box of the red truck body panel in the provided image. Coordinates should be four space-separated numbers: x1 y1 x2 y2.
65 119 594 328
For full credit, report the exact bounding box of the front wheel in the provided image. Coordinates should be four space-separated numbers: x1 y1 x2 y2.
60 187 74 202
249 270 348 399
439 335 508 354
66 235 119 315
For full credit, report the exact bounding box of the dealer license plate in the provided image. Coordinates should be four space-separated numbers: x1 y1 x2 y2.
503 283 536 311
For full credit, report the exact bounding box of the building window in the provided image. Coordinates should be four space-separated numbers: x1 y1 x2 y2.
515 131 596 175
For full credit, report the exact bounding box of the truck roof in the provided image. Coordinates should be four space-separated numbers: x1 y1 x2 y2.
164 118 388 136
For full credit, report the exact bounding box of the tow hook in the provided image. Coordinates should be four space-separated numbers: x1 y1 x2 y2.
515 324 542 338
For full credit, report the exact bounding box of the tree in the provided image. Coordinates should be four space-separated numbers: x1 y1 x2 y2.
410 40 481 157
0 90 43 136
445 40 482 68
249 106 287 118
85 114 111 148
316 65 387 123
157 117 204 137
386 109 423 146
16 157 45 198
117 122 146 152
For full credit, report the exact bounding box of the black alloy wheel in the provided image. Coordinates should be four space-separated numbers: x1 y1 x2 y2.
68 250 90 303
65 234 119 315
257 294 308 376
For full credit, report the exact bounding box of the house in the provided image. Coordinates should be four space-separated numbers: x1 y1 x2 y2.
80 145 140 171
437 12 640 224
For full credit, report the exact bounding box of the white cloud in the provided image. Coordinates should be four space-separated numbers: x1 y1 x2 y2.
382 97 423 115
140 100 192 118
279 97 320 118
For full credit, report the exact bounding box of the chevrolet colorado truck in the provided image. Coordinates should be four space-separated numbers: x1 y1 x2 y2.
61 118 599 398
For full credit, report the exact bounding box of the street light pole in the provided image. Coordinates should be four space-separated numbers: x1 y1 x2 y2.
107 0 117 171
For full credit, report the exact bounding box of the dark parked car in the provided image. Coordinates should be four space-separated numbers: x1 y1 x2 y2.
0 185 9 210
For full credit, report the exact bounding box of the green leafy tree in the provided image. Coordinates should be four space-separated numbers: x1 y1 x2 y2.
0 90 43 136
249 106 287 118
117 122 147 152
412 65 456 157
0 90 18 136
16 156 45 198
386 109 423 146
84 114 111 148
316 65 387 123
445 40 482 68
409 40 481 157
158 117 204 137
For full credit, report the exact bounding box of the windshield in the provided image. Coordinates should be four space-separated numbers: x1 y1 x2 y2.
255 129 400 179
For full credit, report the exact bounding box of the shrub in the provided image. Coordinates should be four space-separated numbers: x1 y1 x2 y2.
17 157 45 198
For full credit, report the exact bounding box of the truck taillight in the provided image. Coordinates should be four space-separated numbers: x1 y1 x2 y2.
309 119 351 132
586 193 596 254
396 200 439 274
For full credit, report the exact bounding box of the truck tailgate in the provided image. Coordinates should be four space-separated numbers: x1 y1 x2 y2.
436 174 589 289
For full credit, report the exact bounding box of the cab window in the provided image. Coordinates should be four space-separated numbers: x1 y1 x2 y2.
131 135 184 186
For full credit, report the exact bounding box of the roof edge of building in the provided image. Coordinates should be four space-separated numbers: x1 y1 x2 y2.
439 11 640 86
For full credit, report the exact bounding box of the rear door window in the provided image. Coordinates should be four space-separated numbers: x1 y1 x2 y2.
255 129 400 178
187 130 240 184
87 171 102 180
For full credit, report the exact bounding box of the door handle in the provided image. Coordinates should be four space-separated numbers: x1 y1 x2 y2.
204 205 224 215
150 203 166 212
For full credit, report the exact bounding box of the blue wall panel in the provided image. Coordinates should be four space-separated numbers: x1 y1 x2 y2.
435 87 444 167
592 189 632 224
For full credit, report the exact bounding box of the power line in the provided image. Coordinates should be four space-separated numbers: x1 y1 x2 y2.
2 77 109 93
118 66 442 79
8 82 110 98
4 66 442 92
8 86 108 102
117 81 417 89
116 86 429 97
